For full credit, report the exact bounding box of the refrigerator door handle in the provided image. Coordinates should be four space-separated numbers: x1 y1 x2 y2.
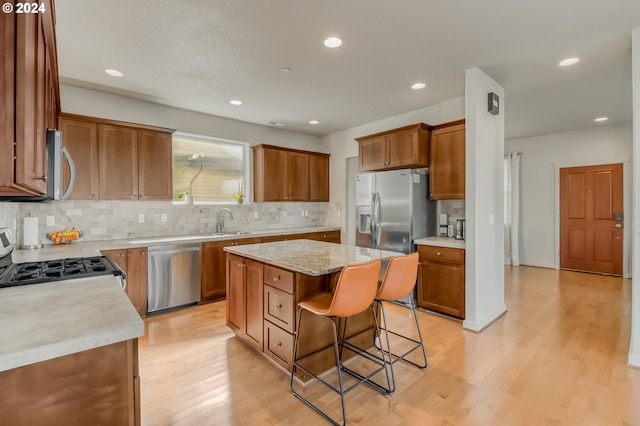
375 192 381 247
370 193 377 246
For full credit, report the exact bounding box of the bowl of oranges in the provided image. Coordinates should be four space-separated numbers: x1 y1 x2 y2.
47 228 83 245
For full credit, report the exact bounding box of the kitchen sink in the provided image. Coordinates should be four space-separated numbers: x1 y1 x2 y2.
204 231 253 237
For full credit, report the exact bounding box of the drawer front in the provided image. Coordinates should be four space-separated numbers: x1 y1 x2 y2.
264 320 294 371
264 285 295 333
418 245 465 264
264 265 294 293
305 230 341 243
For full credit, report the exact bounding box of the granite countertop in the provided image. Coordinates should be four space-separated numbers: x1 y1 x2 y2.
11 226 341 263
224 239 402 276
0 275 143 372
414 236 466 249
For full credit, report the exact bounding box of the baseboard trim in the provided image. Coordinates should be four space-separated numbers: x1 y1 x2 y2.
462 305 507 333
628 353 640 368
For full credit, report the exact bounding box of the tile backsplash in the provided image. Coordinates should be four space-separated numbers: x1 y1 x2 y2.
0 201 341 246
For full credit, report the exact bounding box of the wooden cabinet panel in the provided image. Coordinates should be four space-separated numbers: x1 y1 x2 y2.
58 118 99 200
103 248 147 317
287 152 310 201
226 254 245 333
126 248 148 317
0 0 59 197
0 339 139 426
309 154 330 201
253 145 328 202
417 245 465 319
305 230 341 243
263 320 294 370
138 130 172 200
264 285 295 333
430 120 465 200
264 265 294 293
244 258 264 351
226 253 263 350
98 124 139 200
201 237 263 302
261 233 306 243
356 123 430 172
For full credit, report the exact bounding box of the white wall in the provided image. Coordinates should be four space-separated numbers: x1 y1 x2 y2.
323 96 465 241
629 27 640 367
463 67 506 332
506 123 632 273
60 85 326 152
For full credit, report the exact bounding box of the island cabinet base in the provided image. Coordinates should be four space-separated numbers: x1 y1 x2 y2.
0 339 140 426
227 253 376 381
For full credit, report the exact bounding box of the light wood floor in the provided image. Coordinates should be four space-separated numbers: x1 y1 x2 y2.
138 266 640 425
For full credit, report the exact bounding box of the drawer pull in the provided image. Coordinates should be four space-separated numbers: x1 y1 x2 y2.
274 343 281 348
274 304 282 310
436 252 441 256
273 276 280 281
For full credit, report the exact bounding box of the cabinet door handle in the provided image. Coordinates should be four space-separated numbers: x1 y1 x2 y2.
436 252 441 256
273 276 280 281
274 343 281 348
274 304 282 310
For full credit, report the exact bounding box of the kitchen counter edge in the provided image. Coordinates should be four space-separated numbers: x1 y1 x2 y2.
414 236 466 249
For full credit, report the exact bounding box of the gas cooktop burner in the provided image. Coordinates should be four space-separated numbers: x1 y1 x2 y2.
0 256 125 288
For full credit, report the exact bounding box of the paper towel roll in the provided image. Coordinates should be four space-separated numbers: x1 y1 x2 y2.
23 217 39 247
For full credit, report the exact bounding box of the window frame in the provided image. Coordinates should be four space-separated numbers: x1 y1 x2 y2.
171 131 252 205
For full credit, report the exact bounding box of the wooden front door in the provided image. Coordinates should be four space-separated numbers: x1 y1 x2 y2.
560 163 623 275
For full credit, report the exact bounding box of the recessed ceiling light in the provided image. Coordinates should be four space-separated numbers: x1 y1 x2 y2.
309 120 319 125
411 83 426 90
594 117 608 122
105 69 124 77
230 100 242 106
323 37 342 48
281 67 291 72
268 121 285 127
558 57 580 67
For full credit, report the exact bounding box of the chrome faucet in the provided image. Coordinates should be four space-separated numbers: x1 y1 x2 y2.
216 208 234 232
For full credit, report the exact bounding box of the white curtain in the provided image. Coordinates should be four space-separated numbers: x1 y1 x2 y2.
504 152 521 266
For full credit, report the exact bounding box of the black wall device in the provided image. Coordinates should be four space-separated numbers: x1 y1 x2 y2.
488 92 499 115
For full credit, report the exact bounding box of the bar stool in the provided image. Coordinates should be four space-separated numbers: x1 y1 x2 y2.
290 258 390 426
341 252 426 394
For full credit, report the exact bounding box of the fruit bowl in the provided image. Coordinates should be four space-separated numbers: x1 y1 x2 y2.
47 228 83 245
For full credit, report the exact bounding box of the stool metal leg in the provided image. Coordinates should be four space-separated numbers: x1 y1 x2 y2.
340 302 396 394
378 298 428 369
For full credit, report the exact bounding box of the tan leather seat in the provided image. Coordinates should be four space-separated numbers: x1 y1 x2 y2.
290 258 389 426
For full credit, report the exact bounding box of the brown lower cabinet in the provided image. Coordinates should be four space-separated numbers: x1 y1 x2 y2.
417 245 465 319
102 248 148 317
0 339 140 426
201 232 340 302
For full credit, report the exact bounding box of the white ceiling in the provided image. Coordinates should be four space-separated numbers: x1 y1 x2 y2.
54 0 640 140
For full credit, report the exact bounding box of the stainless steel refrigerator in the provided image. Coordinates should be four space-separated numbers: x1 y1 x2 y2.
355 169 436 254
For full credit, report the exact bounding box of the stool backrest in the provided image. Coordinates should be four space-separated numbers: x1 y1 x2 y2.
376 252 419 301
325 258 381 317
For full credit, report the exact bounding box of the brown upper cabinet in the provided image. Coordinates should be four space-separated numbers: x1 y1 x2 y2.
0 0 60 196
429 120 465 200
59 113 174 200
355 123 430 172
252 144 330 202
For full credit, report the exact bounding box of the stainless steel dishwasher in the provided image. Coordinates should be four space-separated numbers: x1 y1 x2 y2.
147 243 201 314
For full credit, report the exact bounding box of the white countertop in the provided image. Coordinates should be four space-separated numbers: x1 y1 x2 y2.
414 236 466 249
0 275 143 372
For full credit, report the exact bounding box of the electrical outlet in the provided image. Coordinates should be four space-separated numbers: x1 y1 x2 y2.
304 210 309 217
138 214 145 223
253 211 259 219
300 210 305 217
161 213 167 223
46 216 55 226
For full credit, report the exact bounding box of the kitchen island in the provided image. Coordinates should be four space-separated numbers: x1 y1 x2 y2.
223 239 400 378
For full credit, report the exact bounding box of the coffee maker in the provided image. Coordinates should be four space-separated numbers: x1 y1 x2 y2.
455 219 466 240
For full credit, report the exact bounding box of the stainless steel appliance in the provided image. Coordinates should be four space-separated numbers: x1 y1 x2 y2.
0 129 75 202
0 228 17 270
355 169 436 254
455 219 466 240
147 243 201 314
